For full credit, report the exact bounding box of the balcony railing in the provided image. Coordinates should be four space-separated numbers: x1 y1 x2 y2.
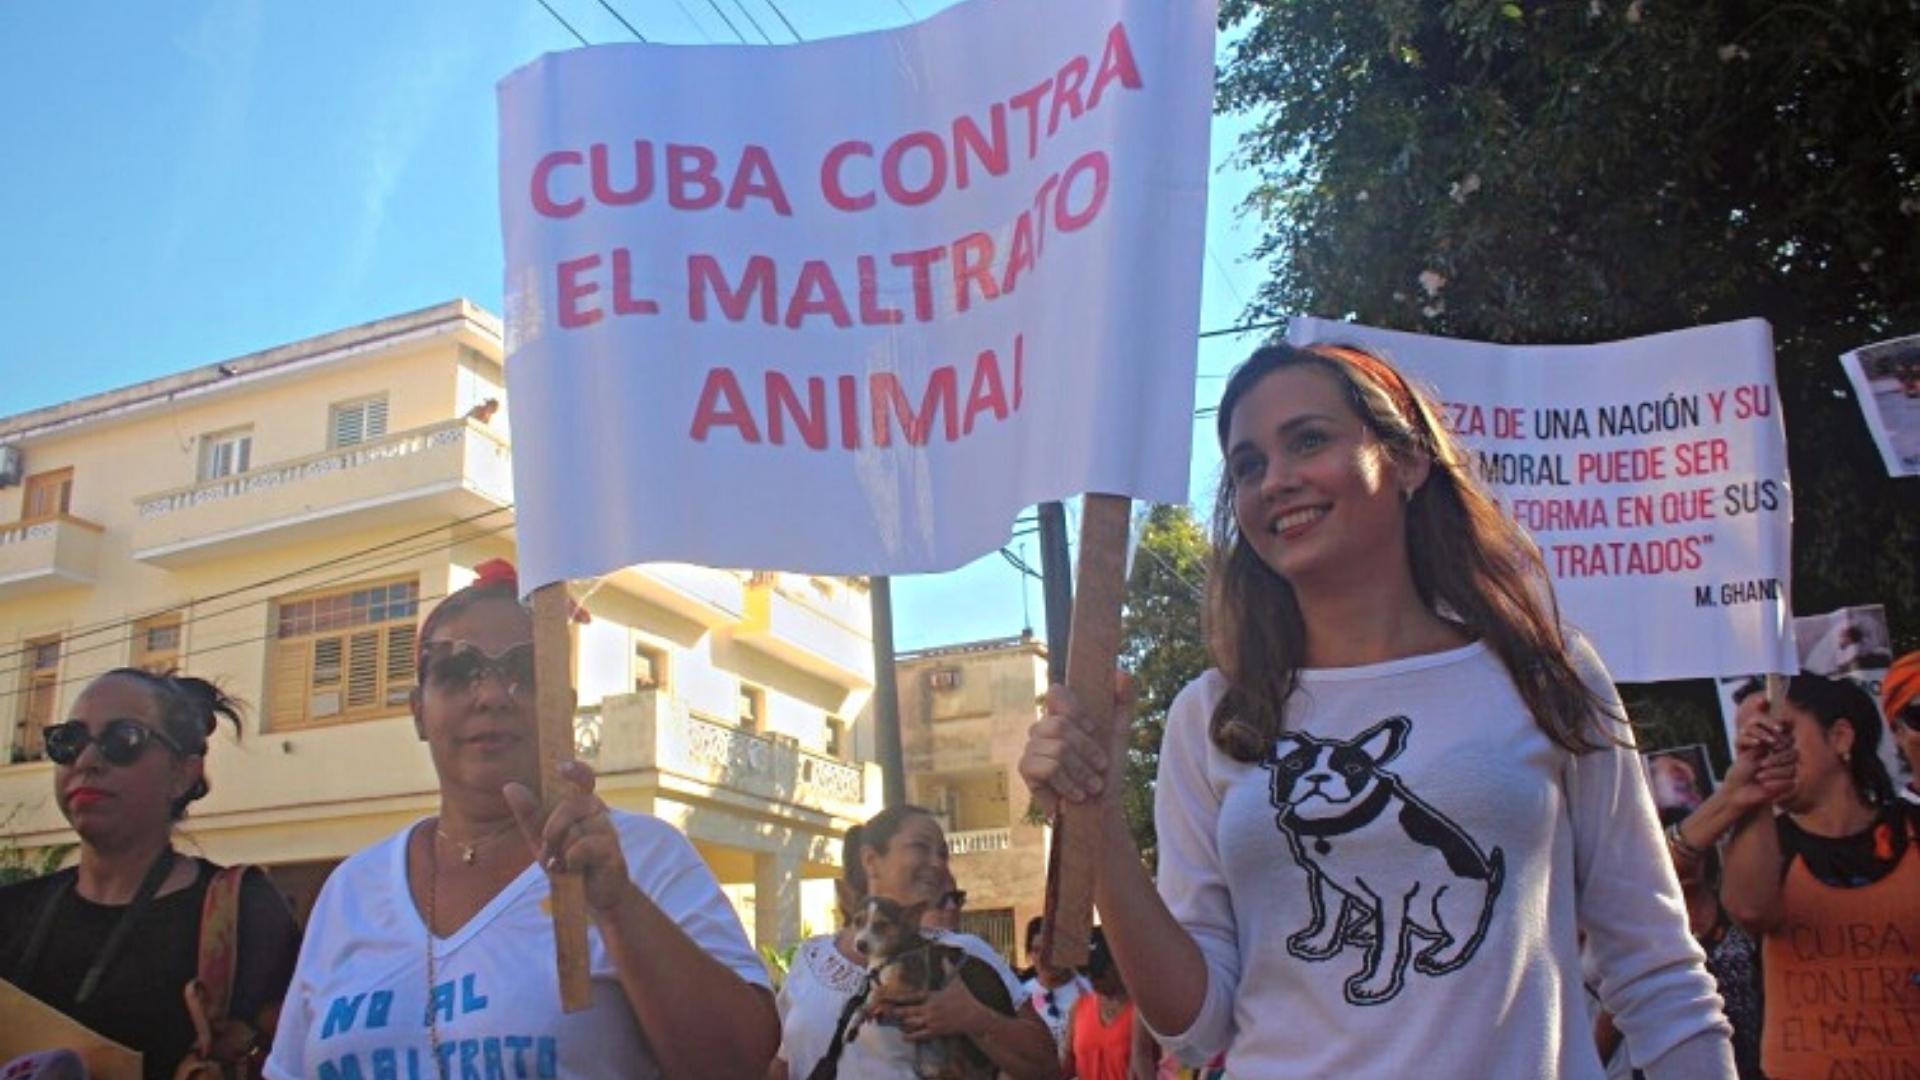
131 419 512 566
574 690 878 821
948 827 1014 856
0 514 104 598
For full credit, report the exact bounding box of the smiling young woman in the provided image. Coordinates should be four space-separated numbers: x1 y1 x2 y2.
0 669 300 1078
1020 343 1736 1077
264 561 779 1080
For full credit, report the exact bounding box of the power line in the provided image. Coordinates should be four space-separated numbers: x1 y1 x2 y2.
890 0 917 19
2 516 519 698
0 505 515 670
1138 541 1207 602
701 0 747 42
999 546 1042 580
665 0 715 41
1199 318 1285 340
761 0 802 41
1208 249 1250 311
14 588 451 719
730 0 775 43
592 0 648 41
533 0 592 45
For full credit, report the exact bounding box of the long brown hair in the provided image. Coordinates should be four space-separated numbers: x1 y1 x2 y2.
1207 342 1611 761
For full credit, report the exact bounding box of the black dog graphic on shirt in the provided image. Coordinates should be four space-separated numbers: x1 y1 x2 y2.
1265 716 1505 1006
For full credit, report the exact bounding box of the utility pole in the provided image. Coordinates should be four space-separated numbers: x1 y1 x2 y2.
1037 501 1073 685
869 575 906 808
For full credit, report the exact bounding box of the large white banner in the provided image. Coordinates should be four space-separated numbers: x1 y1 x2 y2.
1839 332 1920 478
1287 317 1795 682
498 0 1215 587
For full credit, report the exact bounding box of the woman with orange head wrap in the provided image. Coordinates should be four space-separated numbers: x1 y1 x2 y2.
1883 651 1920 804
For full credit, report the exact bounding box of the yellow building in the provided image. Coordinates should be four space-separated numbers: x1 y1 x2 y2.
896 634 1052 967
0 299 879 949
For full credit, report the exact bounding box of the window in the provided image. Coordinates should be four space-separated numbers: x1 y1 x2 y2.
268 578 418 729
198 428 253 481
928 668 961 691
959 908 1016 965
12 637 59 763
825 716 847 760
329 396 390 449
738 684 766 731
133 614 183 672
634 641 668 692
21 468 72 523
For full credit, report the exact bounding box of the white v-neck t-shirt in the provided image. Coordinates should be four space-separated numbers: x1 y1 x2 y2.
265 810 767 1080
1147 638 1734 1078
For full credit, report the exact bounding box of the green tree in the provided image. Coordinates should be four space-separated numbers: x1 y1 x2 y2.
1217 0 1920 750
1119 504 1212 866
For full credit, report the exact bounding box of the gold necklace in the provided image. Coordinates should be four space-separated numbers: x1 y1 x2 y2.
434 817 519 864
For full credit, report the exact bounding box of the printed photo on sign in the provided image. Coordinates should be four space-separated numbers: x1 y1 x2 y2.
1286 316 1795 684
1715 605 1901 787
1642 744 1714 816
1840 333 1920 478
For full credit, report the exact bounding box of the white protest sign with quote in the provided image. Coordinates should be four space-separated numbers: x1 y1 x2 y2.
498 0 1215 586
1288 317 1795 683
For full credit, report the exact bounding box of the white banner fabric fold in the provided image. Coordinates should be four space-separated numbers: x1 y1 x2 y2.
1288 317 1796 683
498 0 1215 587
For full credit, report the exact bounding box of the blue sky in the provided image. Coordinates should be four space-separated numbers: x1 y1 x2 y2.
0 0 1269 651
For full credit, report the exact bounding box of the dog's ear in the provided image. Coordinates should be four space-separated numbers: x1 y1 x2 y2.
1353 716 1411 765
1271 731 1309 760
835 879 861 927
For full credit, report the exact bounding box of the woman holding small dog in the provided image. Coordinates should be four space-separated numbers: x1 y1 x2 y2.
774 805 1059 1079
1020 343 1734 1077
265 562 778 1080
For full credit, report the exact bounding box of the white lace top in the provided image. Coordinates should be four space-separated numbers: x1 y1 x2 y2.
776 930 1022 1079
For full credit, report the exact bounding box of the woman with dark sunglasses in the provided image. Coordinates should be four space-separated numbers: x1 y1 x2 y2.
0 668 301 1078
265 560 778 1080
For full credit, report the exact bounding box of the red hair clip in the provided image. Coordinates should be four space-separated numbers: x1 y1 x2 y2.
470 558 591 624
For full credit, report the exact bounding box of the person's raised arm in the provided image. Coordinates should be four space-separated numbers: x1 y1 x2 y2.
509 762 780 1080
1720 696 1798 934
1669 705 1794 874
1019 678 1224 1060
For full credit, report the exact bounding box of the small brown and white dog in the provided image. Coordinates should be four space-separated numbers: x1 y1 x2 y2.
844 895 1014 1080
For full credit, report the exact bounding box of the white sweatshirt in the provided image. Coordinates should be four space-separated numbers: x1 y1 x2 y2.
1148 638 1733 1078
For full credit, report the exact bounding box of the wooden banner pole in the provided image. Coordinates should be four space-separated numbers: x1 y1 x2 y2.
1040 493 1132 969
531 582 594 1013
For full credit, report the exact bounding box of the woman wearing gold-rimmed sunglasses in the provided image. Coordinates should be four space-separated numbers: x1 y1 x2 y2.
265 560 778 1080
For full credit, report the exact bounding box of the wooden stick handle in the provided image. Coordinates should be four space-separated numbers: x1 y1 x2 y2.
1041 494 1132 969
532 583 593 1013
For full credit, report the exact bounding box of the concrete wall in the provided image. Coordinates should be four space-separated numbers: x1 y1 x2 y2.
898 638 1052 967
